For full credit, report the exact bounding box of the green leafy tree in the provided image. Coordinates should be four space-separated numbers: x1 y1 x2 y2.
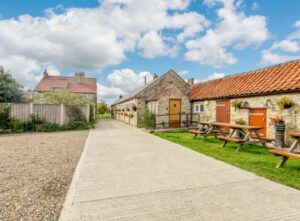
97 101 108 115
35 89 86 105
0 66 24 103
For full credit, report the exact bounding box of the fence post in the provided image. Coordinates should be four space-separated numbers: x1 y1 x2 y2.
60 103 64 126
29 103 33 115
86 104 90 122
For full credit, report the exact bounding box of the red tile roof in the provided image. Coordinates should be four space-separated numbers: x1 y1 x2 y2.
147 87 171 101
35 75 97 94
189 60 300 101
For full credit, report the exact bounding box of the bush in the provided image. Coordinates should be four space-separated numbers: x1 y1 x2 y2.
29 115 45 131
66 106 86 122
66 120 90 130
41 123 61 132
0 106 11 129
10 119 27 133
140 108 155 129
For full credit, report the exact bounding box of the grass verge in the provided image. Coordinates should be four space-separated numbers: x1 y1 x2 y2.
154 131 300 190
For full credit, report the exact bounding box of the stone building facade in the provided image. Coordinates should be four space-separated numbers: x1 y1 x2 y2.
189 60 300 143
111 70 191 128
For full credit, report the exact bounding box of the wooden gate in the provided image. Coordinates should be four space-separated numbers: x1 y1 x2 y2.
249 109 267 138
216 100 231 132
169 99 181 128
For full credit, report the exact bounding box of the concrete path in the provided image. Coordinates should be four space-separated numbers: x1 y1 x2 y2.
60 119 300 221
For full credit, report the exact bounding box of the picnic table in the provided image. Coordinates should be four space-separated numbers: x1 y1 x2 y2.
189 121 226 140
216 123 266 152
270 133 300 168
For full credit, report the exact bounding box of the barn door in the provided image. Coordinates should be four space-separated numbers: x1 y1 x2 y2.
169 99 181 128
249 109 267 138
216 100 231 132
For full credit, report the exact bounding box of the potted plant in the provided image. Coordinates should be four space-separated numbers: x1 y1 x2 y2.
231 100 243 110
270 116 285 148
129 113 134 119
235 118 246 125
277 97 295 111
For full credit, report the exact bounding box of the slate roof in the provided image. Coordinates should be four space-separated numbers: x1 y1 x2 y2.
189 60 300 101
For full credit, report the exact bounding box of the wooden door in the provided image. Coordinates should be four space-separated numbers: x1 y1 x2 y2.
249 109 267 138
169 99 181 128
216 100 231 132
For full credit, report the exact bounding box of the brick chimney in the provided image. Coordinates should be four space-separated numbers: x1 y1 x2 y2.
187 78 194 87
75 72 85 83
43 69 48 78
153 73 158 80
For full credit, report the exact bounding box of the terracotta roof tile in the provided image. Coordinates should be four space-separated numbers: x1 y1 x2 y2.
189 60 300 101
34 75 97 94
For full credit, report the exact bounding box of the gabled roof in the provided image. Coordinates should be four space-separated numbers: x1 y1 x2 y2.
35 75 97 94
147 87 172 101
112 69 187 105
189 60 300 101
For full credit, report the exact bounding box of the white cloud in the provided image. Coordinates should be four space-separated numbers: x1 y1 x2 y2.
194 72 225 83
0 0 209 88
185 0 269 67
261 19 300 65
98 68 153 102
178 70 189 76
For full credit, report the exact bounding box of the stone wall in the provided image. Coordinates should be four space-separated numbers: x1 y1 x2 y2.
192 100 216 123
192 93 300 143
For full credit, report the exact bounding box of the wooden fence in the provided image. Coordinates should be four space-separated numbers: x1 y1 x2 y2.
0 103 91 125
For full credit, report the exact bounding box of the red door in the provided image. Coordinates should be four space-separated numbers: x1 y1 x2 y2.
216 100 231 132
249 109 267 138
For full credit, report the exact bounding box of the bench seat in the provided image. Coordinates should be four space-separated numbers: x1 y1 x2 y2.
270 149 300 168
270 149 300 159
189 130 207 135
217 136 244 143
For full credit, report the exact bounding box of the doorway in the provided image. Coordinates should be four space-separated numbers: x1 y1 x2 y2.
169 99 181 128
216 100 231 132
249 109 267 138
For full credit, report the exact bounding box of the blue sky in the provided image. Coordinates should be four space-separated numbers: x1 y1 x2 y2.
1 0 300 103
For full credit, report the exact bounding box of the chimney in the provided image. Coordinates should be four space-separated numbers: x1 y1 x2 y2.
153 73 158 80
75 72 85 83
187 78 194 87
144 75 147 85
43 69 48 78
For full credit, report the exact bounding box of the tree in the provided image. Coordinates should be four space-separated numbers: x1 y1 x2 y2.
35 89 86 105
0 66 24 103
97 101 108 115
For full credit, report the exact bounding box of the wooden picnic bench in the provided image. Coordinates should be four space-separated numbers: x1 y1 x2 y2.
189 121 225 140
216 123 266 152
270 133 300 168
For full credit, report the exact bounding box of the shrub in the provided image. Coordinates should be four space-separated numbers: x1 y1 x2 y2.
41 123 61 132
140 108 155 129
30 115 45 131
66 120 90 130
89 104 95 122
235 118 246 125
10 119 26 133
0 106 11 129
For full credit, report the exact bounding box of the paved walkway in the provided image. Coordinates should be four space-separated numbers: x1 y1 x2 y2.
60 120 300 221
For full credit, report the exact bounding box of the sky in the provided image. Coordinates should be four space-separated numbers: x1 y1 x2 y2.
0 0 300 104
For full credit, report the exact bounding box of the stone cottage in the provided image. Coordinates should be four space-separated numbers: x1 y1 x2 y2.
189 60 300 141
111 70 191 128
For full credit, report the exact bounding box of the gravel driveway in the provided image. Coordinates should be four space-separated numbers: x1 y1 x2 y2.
0 130 89 221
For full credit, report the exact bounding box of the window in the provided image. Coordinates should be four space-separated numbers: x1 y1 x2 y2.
86 94 94 100
200 104 204 112
194 104 204 113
